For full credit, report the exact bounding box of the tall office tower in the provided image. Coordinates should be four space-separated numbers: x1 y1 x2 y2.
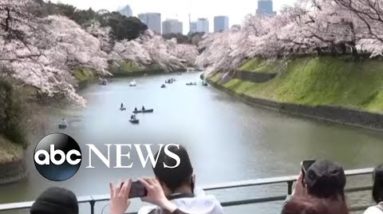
119 5 133 17
196 18 209 33
190 22 198 33
256 0 276 17
162 19 183 34
214 16 229 32
138 13 162 34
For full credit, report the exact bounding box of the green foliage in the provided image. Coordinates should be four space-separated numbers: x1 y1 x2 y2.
32 1 147 41
73 68 95 89
0 78 27 147
218 56 383 113
99 13 147 41
73 68 94 82
110 61 143 74
163 33 191 44
188 32 205 46
110 61 166 76
0 135 23 164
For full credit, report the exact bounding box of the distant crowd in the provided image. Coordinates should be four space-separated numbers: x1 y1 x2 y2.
28 146 383 214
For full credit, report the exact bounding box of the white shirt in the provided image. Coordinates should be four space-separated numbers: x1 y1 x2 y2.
138 188 223 214
364 203 383 214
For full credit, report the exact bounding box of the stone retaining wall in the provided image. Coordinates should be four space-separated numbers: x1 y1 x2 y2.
208 79 383 131
0 157 28 185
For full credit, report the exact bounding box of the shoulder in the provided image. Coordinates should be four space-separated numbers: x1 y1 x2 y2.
364 206 383 214
170 194 223 214
138 205 159 214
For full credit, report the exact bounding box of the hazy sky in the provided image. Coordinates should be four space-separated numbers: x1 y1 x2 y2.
53 0 298 32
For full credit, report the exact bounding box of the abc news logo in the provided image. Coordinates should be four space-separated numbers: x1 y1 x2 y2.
34 134 82 181
34 133 181 181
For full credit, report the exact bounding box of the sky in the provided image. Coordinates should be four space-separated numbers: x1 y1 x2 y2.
52 0 298 33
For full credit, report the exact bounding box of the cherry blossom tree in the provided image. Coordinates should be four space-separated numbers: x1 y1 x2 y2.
1 0 109 105
197 0 383 75
109 30 198 72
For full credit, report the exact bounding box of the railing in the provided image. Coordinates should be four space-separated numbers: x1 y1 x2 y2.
0 167 374 214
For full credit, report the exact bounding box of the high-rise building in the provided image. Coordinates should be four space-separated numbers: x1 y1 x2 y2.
138 13 162 34
196 18 209 33
214 16 229 32
119 5 133 17
162 19 183 34
189 22 197 33
256 0 276 17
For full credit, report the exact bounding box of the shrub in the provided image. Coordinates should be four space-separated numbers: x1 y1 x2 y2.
0 76 27 147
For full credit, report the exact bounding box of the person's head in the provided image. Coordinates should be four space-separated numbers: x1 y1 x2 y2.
282 196 348 214
153 145 194 194
30 187 78 214
372 164 383 203
304 160 346 200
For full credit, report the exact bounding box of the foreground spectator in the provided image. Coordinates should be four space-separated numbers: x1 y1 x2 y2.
30 187 78 214
138 145 224 214
282 196 348 214
283 160 348 213
364 165 383 214
293 160 346 200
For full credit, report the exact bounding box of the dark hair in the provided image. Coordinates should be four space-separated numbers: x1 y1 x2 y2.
373 165 383 203
282 196 348 214
305 160 346 200
153 145 193 192
30 187 78 214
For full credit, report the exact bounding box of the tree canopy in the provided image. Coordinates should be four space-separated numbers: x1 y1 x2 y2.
31 1 147 41
197 0 383 75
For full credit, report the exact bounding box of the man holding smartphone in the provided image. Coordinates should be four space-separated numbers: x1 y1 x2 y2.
109 145 223 214
109 178 189 214
138 145 224 214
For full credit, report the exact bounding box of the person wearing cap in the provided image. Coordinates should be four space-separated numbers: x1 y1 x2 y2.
282 160 348 213
301 160 346 200
364 165 383 214
30 187 78 214
138 145 224 214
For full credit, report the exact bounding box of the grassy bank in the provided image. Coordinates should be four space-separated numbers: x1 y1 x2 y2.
210 56 383 113
239 58 287 73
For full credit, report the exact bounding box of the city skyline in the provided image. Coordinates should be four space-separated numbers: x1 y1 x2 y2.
138 12 162 34
214 16 229 32
52 0 297 34
162 19 183 34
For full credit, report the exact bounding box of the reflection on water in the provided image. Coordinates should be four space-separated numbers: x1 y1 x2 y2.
0 72 382 214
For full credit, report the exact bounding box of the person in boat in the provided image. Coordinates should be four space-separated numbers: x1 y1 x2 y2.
120 103 124 109
131 115 136 120
142 106 145 111
60 118 67 126
134 107 138 112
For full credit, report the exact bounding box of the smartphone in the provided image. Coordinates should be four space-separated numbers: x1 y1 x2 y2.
128 181 147 198
301 160 316 174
